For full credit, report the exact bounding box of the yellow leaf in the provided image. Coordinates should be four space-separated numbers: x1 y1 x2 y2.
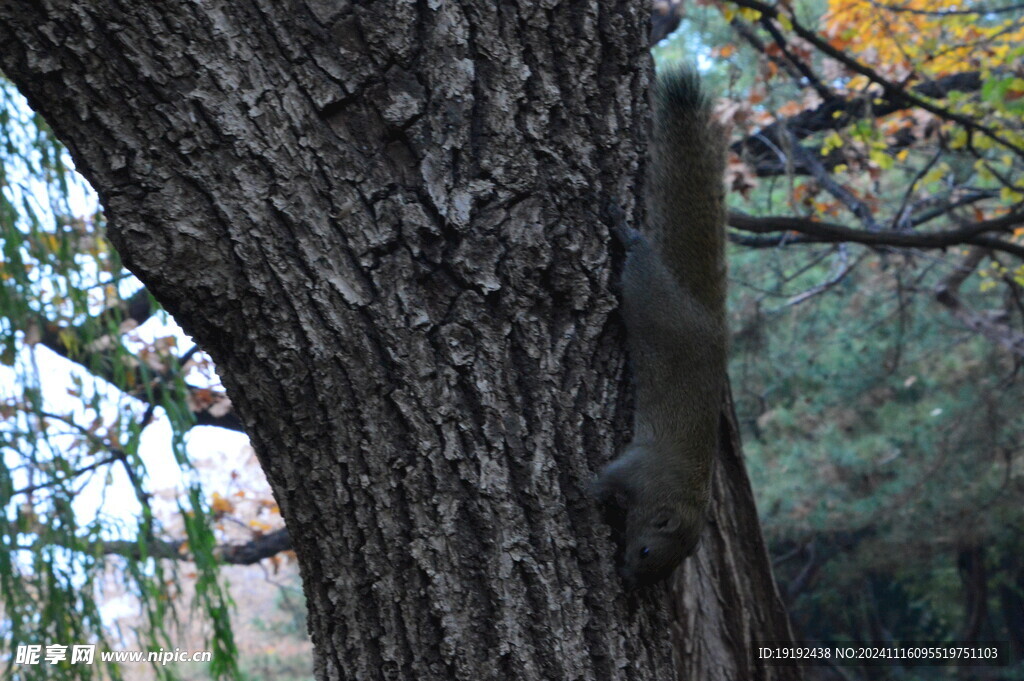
974 160 994 182
210 492 235 514
921 163 948 185
822 132 844 155
1000 187 1024 203
870 149 893 170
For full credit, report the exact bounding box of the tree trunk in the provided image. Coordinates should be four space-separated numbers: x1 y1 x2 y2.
0 2 798 679
672 389 801 680
958 545 988 645
999 567 1024 661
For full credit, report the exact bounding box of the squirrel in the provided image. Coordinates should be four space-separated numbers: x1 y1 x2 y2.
593 69 727 587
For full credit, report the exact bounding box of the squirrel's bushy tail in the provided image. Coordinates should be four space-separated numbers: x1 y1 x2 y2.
650 68 727 312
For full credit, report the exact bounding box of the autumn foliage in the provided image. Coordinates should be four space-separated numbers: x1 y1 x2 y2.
661 0 1024 347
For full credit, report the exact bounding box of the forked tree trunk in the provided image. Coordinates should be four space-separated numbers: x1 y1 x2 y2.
0 2 799 679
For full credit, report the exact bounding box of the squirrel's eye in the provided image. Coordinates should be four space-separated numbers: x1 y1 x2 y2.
640 547 650 559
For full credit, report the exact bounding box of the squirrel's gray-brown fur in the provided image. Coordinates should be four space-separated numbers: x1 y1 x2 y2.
594 69 727 586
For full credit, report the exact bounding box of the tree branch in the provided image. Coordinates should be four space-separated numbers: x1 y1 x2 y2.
727 0 1024 156
935 248 1024 357
729 209 1024 259
759 15 836 103
16 526 292 565
789 134 883 231
35 290 244 433
650 0 685 44
103 528 291 565
735 66 983 176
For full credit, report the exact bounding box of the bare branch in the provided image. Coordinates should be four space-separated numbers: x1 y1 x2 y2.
35 291 244 433
908 191 998 228
788 133 883 231
14 526 292 565
732 20 807 84
103 528 292 565
891 148 944 230
729 209 1024 259
782 247 861 307
935 248 1024 357
650 0 684 44
759 16 836 103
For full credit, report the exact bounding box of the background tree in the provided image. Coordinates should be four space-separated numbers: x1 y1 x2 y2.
0 3 798 681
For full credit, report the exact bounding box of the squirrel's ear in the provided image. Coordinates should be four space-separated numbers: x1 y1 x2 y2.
651 507 681 531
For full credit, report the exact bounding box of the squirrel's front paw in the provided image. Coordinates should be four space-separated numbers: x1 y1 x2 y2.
610 222 643 251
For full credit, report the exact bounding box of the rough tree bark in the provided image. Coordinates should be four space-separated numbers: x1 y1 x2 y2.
0 2 799 679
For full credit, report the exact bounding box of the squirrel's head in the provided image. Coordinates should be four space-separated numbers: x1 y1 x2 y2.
620 505 702 586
